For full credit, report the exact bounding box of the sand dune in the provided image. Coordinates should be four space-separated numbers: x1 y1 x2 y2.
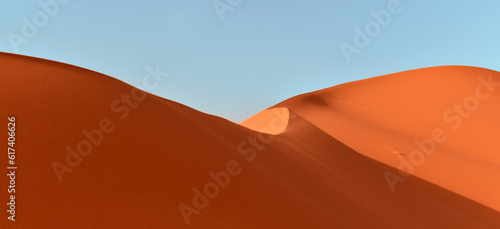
1 53 499 228
269 66 500 211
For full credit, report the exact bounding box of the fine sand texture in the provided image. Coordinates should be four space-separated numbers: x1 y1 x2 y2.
1 52 499 228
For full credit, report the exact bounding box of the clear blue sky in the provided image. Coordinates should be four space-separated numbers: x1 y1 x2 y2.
1 0 499 123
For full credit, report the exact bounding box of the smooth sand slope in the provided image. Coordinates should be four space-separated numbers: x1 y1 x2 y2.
1 52 499 228
266 66 500 212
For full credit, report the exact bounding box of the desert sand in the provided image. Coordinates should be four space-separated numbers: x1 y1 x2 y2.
1 52 499 228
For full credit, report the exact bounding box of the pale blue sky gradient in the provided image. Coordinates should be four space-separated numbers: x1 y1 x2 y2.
1 0 499 122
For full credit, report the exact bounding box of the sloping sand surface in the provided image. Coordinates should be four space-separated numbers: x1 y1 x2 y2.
271 66 500 212
240 107 290 134
1 53 499 228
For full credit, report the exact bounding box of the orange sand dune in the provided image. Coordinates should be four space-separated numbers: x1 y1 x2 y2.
1 53 499 228
269 66 500 212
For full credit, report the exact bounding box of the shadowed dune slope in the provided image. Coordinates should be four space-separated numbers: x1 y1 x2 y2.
1 53 499 228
